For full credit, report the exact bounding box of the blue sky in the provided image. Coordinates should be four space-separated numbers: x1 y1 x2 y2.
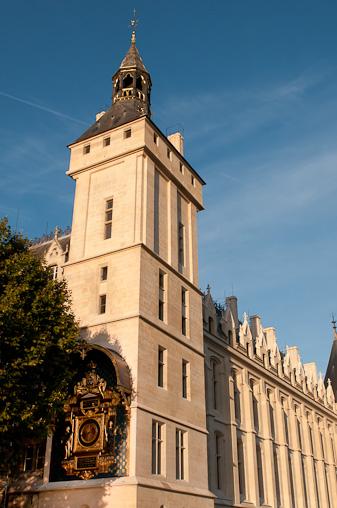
1 1 337 373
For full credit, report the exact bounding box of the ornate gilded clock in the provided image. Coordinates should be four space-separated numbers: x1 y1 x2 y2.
52 350 131 481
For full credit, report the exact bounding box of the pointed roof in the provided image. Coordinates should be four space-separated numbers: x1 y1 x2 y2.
325 328 337 398
72 32 151 145
119 32 148 73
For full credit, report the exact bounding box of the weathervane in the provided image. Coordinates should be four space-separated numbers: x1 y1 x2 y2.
332 313 337 334
130 8 139 42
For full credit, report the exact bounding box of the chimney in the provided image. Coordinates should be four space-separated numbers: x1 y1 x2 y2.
226 296 238 328
250 315 261 339
167 132 184 155
264 327 277 349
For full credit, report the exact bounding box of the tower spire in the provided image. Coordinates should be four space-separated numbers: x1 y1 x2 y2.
74 18 151 144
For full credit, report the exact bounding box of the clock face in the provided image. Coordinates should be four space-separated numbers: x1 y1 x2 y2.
79 419 100 447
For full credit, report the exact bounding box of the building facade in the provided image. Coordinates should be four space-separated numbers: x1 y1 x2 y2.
203 290 337 508
4 31 337 508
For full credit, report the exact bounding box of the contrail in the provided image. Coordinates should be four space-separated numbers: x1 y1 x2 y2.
0 91 88 125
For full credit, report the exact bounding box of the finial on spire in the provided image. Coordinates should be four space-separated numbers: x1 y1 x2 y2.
130 8 138 43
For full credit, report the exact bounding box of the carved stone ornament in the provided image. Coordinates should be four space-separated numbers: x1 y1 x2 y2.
61 362 129 480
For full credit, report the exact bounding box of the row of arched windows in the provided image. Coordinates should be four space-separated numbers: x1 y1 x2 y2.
208 359 337 506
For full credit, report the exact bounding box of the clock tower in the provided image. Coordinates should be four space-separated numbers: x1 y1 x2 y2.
42 30 214 508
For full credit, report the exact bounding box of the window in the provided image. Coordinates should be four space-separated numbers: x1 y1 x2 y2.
215 433 223 490
103 137 110 147
154 169 160 254
237 437 245 500
267 389 275 439
100 266 108 281
153 132 158 145
158 270 166 321
177 194 185 272
167 147 172 160
152 421 163 474
179 162 184 174
191 175 195 186
99 294 106 314
23 442 45 472
233 372 241 423
181 287 188 336
158 346 166 388
83 144 90 154
50 265 58 280
250 381 259 433
182 360 189 399
176 429 186 480
274 446 281 507
211 359 219 410
104 199 113 239
178 222 185 268
256 441 265 504
124 128 132 139
282 399 290 445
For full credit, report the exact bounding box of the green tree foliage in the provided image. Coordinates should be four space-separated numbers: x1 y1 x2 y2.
0 218 81 469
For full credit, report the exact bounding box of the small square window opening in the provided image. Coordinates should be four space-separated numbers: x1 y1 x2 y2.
103 137 111 147
83 145 90 155
124 129 132 139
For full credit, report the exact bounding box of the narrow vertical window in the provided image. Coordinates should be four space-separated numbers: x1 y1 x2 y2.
233 372 241 423
267 390 275 439
211 360 218 410
23 446 34 472
176 429 186 480
124 128 131 139
182 360 189 399
237 437 245 500
274 446 281 507
215 433 222 490
154 170 160 254
153 132 158 145
158 346 166 388
177 194 185 271
288 452 295 508
158 270 166 321
99 294 106 314
178 222 185 269
104 199 113 239
50 265 58 280
100 266 108 281
250 380 259 433
181 287 188 336
152 421 163 474
257 441 265 505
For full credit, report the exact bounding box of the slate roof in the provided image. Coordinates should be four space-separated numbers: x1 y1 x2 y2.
120 37 148 72
325 334 337 398
73 100 147 145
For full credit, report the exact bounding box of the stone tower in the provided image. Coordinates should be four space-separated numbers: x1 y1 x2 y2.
37 32 213 508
